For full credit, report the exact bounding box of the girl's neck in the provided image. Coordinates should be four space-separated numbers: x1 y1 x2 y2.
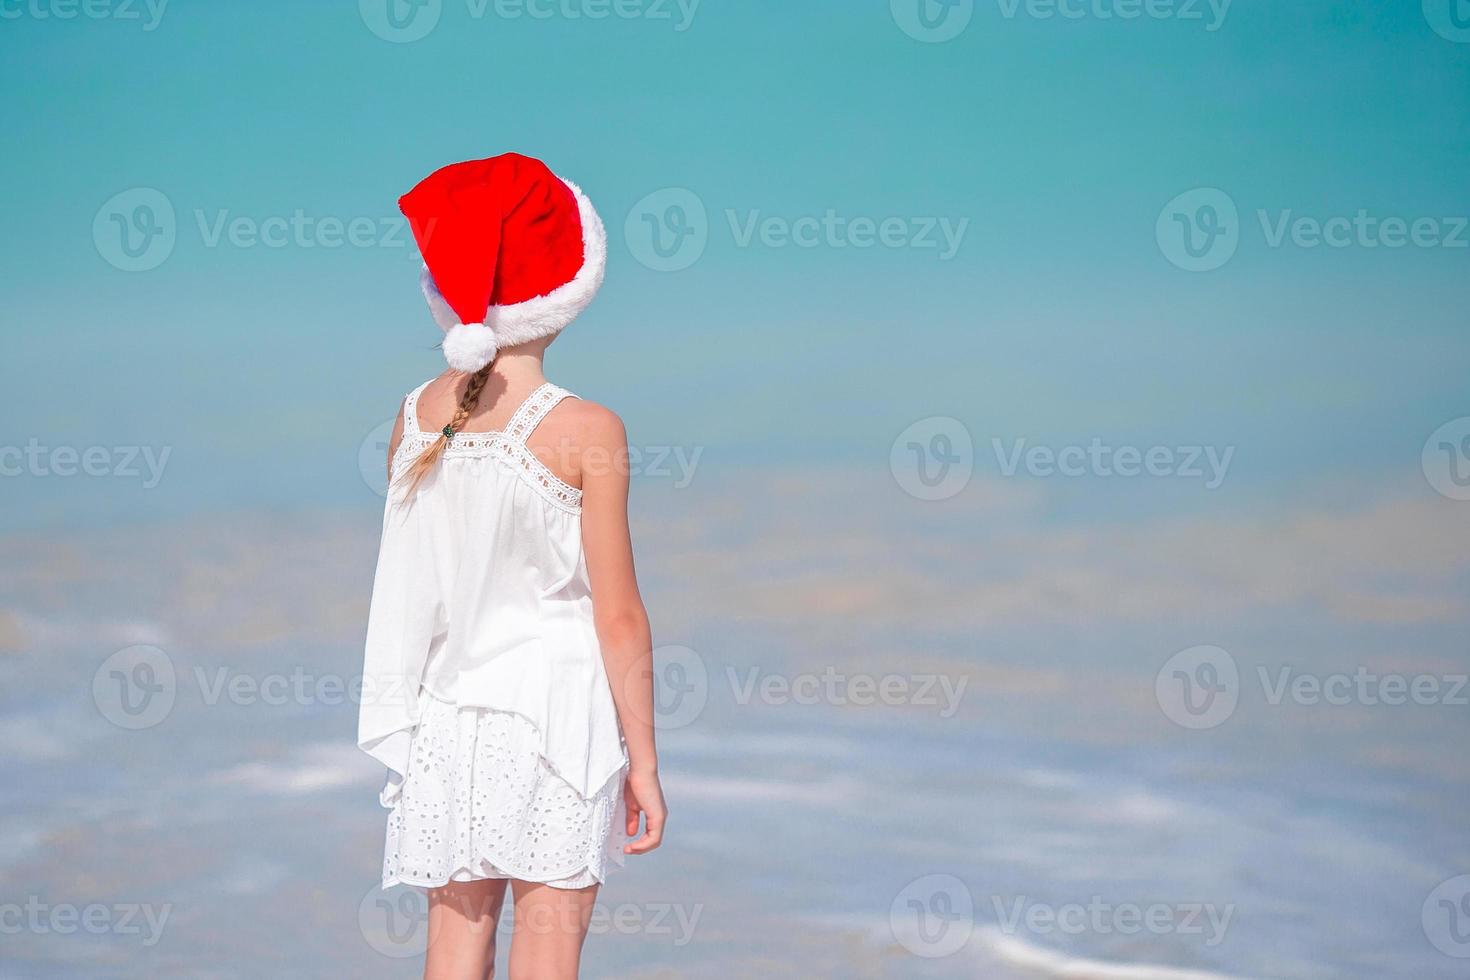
484 348 547 389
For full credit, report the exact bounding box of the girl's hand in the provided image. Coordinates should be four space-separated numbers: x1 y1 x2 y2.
623 768 667 855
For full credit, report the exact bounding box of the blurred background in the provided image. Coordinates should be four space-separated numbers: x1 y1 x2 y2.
3 1 1469 977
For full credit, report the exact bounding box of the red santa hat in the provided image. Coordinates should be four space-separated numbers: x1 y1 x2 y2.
399 153 607 373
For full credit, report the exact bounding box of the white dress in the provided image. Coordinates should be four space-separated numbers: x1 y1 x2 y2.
358 380 629 890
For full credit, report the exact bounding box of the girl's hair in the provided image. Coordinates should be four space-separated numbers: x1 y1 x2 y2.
395 365 493 496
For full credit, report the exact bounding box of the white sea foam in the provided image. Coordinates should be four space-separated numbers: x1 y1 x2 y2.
975 927 1253 979
668 771 862 805
209 741 376 796
0 714 72 762
666 726 865 759
2 609 171 651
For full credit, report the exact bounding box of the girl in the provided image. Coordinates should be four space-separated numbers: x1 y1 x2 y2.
359 153 666 980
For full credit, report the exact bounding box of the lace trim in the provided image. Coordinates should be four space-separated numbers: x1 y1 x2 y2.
403 380 564 442
502 383 565 444
393 382 582 513
401 380 433 439
392 433 582 513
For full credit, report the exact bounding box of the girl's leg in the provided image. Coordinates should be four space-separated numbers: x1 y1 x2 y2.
506 880 600 980
424 878 509 980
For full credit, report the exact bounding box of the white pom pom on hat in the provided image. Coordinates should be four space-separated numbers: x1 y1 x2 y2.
440 323 499 374
400 152 608 373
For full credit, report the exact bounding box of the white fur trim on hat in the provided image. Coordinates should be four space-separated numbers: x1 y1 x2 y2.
419 175 608 359
441 322 499 373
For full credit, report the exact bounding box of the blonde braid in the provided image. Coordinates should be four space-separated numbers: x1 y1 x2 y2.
396 366 494 496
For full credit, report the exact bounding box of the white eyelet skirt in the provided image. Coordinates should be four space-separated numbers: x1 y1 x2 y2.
383 693 627 891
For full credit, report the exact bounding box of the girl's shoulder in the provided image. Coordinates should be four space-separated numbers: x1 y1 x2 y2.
540 392 625 449
527 391 626 492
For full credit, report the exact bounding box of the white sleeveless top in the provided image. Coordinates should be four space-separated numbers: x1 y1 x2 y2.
358 380 627 806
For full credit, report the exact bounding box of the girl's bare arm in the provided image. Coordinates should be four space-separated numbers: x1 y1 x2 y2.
575 403 666 854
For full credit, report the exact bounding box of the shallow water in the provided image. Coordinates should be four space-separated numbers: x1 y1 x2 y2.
2 474 1466 978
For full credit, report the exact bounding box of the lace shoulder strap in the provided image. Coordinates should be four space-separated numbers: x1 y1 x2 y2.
401 380 433 438
503 382 576 446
